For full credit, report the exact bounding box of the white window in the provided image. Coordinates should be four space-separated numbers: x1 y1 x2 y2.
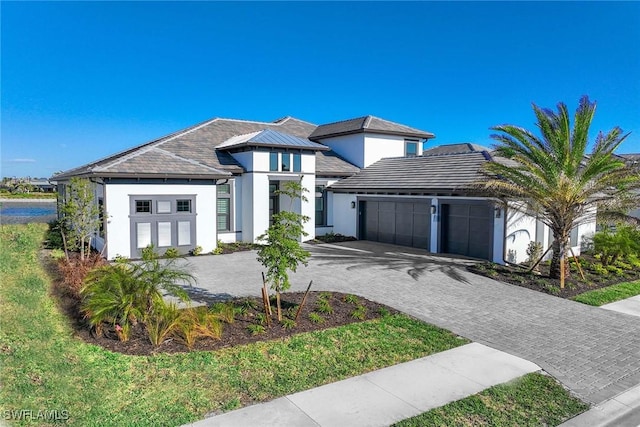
157 222 172 247
178 221 191 246
136 223 151 248
405 140 418 157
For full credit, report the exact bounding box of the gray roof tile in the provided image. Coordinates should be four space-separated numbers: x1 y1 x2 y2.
310 115 435 140
330 151 492 192
423 143 490 156
316 151 360 177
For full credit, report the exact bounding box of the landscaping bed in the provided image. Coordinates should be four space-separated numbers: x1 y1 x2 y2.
468 254 640 299
2 224 470 426
56 283 401 356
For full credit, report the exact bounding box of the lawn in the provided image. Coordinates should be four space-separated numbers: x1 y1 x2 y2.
572 280 640 306
0 223 468 426
0 192 57 199
394 373 588 427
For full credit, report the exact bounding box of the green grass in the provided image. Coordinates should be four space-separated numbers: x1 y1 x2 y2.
393 373 588 427
0 223 468 426
572 280 640 306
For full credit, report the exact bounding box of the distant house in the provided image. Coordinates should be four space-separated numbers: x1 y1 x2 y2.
619 154 640 220
53 115 595 264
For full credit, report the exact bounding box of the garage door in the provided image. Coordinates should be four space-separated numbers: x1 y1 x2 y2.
361 200 430 249
441 203 493 260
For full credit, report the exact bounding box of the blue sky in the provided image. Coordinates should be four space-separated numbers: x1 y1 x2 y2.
2 1 639 178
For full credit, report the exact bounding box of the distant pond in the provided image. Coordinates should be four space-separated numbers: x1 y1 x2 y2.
0 201 57 224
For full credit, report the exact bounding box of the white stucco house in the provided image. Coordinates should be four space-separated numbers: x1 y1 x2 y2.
53 115 595 264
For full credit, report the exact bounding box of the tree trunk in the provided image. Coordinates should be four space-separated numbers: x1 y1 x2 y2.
549 235 569 287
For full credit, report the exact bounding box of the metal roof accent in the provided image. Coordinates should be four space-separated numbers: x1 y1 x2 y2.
217 129 329 151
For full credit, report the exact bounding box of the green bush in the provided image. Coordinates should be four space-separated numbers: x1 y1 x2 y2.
80 257 194 339
190 246 203 256
593 224 640 266
351 305 367 320
164 248 180 258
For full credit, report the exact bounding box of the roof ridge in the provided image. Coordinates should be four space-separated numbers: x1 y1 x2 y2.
317 115 369 127
363 115 373 128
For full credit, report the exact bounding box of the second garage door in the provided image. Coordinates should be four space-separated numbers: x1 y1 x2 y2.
360 200 431 249
440 202 493 260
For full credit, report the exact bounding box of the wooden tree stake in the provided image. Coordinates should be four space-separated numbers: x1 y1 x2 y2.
294 280 313 321
569 247 586 281
261 272 272 316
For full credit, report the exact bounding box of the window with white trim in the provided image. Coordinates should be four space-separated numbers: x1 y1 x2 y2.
217 183 232 232
405 140 418 157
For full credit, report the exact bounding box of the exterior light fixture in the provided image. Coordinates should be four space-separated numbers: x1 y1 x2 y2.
494 207 502 218
351 201 356 209
430 205 437 215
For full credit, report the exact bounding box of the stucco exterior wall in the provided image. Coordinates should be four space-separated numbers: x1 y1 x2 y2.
103 183 216 259
316 134 366 168
364 133 421 167
504 206 538 264
332 193 358 236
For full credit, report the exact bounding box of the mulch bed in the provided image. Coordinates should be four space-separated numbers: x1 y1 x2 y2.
43 252 398 356
468 253 640 299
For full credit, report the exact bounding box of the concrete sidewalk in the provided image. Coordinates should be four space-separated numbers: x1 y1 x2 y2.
601 295 640 318
186 343 540 427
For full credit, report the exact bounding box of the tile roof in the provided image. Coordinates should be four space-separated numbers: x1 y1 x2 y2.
315 151 360 177
309 115 435 140
54 117 321 179
217 129 329 150
423 143 490 156
329 151 492 193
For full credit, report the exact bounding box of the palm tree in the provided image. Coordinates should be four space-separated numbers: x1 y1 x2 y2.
481 96 639 287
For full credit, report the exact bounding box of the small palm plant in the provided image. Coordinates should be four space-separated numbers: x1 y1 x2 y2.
80 257 195 340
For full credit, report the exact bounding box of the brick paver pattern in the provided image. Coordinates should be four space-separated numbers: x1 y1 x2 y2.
185 241 640 404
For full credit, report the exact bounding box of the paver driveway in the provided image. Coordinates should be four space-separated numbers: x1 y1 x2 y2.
185 241 640 404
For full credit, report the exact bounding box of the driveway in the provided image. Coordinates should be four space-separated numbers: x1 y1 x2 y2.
185 241 640 405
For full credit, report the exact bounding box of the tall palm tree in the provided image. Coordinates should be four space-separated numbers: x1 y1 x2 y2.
481 96 639 287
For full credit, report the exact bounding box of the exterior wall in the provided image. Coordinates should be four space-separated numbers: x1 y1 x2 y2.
364 133 421 167
234 149 317 243
315 134 366 168
104 183 216 259
332 193 358 236
503 204 598 264
504 205 537 264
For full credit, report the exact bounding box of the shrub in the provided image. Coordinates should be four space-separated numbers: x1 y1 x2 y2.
175 306 223 349
316 299 334 314
593 224 640 266
44 219 65 250
281 318 296 330
164 248 180 258
351 305 367 320
146 301 180 346
525 241 543 266
308 312 324 324
378 307 390 317
141 244 158 260
49 248 66 260
57 253 105 301
190 246 203 256
343 294 359 305
210 302 236 324
80 257 194 338
247 324 266 335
